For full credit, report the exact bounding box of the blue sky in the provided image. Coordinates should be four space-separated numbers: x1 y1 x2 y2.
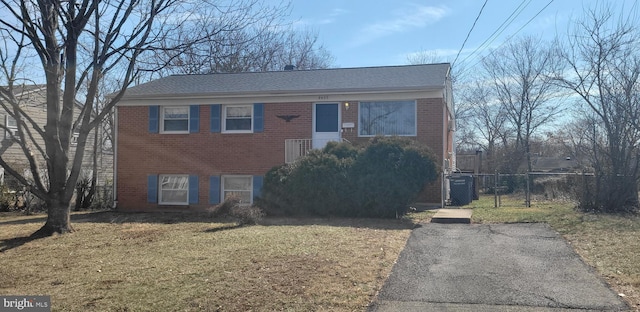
284 0 638 70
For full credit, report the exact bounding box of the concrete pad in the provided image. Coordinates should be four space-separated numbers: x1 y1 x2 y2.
431 209 473 224
369 223 628 312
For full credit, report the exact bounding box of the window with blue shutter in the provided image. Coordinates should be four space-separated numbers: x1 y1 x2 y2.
253 103 264 133
189 105 200 133
253 175 263 199
149 106 159 133
209 176 221 204
210 104 221 133
189 175 199 204
147 175 158 203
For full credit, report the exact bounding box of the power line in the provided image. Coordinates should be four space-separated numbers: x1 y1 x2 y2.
455 0 532 72
457 0 555 77
453 0 489 68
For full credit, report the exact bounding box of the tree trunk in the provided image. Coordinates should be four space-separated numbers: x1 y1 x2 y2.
32 199 73 237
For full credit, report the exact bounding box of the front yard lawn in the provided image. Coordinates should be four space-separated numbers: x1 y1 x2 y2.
3 197 638 311
0 212 413 311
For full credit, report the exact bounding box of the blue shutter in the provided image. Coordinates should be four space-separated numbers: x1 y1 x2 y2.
210 104 221 133
209 176 221 204
253 175 263 200
147 175 158 203
149 106 159 133
188 175 199 204
189 105 200 133
253 103 264 133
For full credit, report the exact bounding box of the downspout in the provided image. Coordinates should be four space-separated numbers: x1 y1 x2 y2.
112 107 118 209
442 66 455 208
442 100 447 208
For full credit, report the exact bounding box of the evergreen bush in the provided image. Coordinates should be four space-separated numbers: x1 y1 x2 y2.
257 137 439 218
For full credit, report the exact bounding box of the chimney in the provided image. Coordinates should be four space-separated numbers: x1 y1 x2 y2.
284 65 295 71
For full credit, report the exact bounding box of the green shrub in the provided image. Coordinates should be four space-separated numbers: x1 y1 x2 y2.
322 140 359 159
257 150 352 216
257 137 438 218
348 137 438 217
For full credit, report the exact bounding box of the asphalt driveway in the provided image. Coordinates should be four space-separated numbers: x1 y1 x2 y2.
369 223 629 311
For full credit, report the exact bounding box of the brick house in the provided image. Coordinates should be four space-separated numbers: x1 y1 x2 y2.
114 63 455 211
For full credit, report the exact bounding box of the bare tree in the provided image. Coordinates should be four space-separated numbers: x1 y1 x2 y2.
554 5 640 212
482 36 563 173
458 79 511 172
407 50 447 66
146 16 334 76
0 0 287 236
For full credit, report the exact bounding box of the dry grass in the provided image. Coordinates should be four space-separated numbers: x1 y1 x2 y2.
0 211 413 311
471 195 640 311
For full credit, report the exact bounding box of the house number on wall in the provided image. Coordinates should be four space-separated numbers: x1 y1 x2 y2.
318 95 329 100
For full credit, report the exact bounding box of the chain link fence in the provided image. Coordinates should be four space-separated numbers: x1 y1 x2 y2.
448 172 598 207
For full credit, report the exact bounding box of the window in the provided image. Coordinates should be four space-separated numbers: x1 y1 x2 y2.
222 175 252 204
358 101 416 136
161 106 189 133
5 115 18 140
159 175 189 205
223 105 252 132
71 132 79 146
6 115 17 129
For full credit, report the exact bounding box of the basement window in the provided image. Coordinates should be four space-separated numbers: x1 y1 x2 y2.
222 175 252 204
159 175 189 205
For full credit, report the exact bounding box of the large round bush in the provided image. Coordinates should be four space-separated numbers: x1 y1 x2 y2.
257 137 439 218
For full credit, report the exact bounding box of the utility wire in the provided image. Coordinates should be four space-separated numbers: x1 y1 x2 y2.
453 0 489 68
454 0 532 73
457 0 555 77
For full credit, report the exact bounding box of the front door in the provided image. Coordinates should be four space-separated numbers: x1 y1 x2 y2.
313 103 340 149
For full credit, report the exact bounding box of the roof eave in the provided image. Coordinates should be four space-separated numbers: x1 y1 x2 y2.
119 85 445 101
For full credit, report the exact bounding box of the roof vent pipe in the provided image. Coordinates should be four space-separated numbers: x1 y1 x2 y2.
284 65 295 71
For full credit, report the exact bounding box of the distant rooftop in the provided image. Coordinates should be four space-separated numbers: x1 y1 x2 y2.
120 63 451 99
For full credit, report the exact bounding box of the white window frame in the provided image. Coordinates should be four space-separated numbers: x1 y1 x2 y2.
5 115 18 140
358 100 417 137
221 175 253 205
160 106 189 134
159 174 189 205
222 105 253 133
71 131 79 146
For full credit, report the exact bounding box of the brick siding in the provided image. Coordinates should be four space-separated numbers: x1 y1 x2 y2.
117 99 448 210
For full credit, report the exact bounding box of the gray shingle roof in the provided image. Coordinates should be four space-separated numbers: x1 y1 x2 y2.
121 63 450 99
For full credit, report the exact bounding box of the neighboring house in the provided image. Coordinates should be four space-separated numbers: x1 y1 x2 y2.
114 63 455 211
0 84 113 188
529 156 578 172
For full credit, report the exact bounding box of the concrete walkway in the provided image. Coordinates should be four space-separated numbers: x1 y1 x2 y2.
431 209 473 224
369 223 629 311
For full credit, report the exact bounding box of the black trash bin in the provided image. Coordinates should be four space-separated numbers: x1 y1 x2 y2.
449 175 473 206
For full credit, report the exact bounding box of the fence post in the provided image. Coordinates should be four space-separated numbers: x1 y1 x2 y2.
582 171 588 208
526 172 531 207
494 170 499 208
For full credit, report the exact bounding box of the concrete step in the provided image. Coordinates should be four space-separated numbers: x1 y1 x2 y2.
431 209 473 224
